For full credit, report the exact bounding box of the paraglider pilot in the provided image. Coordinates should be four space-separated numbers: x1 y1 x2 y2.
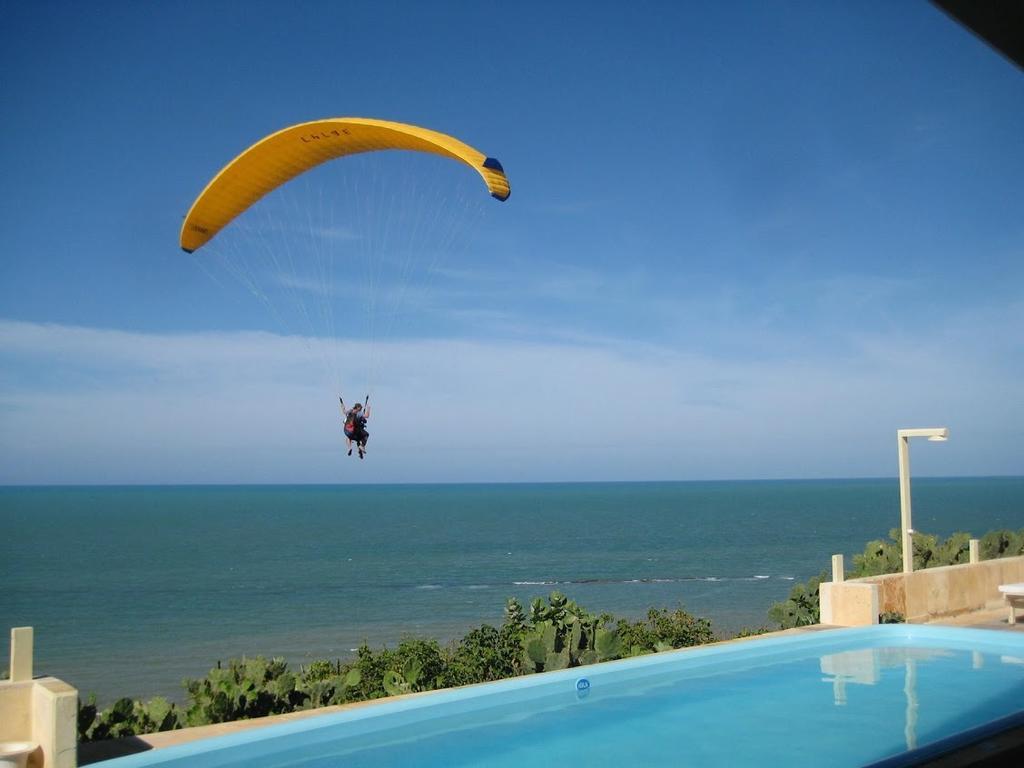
340 397 370 459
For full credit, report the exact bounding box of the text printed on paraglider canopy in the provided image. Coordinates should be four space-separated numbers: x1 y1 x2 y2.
300 128 351 143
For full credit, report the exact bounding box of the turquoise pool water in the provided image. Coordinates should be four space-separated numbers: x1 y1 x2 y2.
93 626 1024 767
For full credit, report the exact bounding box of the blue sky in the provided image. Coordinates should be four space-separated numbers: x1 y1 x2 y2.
1 1 1022 483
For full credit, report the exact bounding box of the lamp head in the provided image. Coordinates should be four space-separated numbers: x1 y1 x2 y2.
897 427 950 441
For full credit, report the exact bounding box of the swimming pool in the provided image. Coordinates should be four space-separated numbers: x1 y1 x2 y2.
92 625 1024 767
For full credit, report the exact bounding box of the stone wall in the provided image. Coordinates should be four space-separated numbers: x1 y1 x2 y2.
820 555 1024 626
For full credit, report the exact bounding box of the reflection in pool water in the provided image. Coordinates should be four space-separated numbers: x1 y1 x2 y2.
820 646 955 750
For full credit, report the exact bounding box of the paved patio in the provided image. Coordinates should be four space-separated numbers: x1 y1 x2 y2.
926 605 1024 632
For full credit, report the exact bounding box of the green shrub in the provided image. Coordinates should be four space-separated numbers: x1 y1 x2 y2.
385 638 447 694
768 570 827 629
980 529 1024 559
78 695 182 742
445 624 522 685
616 608 714 656
183 656 299 726
296 667 362 710
852 532 903 577
732 626 772 639
300 659 341 684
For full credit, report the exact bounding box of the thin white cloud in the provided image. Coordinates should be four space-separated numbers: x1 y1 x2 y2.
1 314 1020 484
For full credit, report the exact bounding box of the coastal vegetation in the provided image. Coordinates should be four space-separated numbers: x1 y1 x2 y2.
78 526 1024 743
769 527 1024 629
78 593 714 742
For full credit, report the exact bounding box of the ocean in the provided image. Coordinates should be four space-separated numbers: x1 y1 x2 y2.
2 478 1022 704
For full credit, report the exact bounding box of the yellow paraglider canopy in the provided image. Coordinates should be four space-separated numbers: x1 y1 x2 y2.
180 117 510 253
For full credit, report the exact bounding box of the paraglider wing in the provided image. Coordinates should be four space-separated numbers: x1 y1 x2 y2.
180 117 510 253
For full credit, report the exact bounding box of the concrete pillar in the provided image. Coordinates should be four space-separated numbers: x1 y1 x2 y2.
33 678 79 768
832 554 845 583
969 539 980 564
10 627 33 682
820 582 880 626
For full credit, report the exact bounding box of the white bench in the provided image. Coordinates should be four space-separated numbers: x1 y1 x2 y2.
998 583 1024 624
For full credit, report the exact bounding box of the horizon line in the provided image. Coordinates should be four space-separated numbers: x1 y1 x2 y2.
2 474 1021 490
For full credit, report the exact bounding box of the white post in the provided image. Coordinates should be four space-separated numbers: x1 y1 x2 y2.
832 554 845 583
969 539 980 564
10 626 33 682
897 434 914 574
896 428 949 575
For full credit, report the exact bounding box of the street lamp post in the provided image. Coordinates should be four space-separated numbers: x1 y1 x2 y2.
897 427 949 574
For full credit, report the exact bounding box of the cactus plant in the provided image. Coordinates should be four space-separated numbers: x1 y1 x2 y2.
518 593 624 673
595 627 622 660
382 671 407 697
544 649 570 671
504 597 527 633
